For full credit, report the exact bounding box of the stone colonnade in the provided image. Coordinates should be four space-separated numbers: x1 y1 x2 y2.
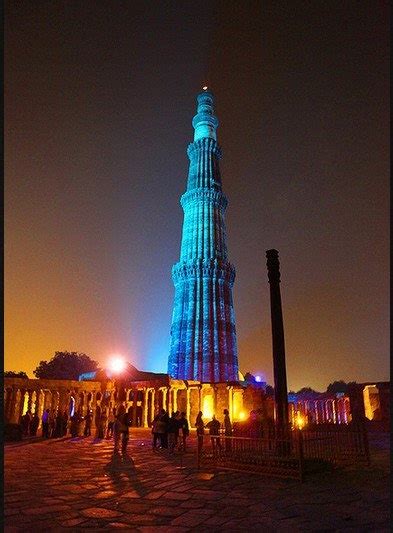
289 396 351 426
3 379 103 428
4 377 255 429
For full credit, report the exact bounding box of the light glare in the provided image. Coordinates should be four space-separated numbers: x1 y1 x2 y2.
108 356 126 374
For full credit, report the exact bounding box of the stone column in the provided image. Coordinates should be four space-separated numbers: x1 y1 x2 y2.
150 389 156 423
5 388 13 422
142 388 149 428
162 387 168 412
132 389 138 427
8 387 18 423
36 390 44 425
168 388 173 416
228 386 233 420
186 387 191 425
173 388 178 413
27 390 34 412
212 386 217 415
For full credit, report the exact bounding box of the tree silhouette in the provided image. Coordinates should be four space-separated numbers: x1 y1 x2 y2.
33 351 100 380
4 371 28 379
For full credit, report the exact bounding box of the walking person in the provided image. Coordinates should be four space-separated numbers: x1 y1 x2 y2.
42 408 50 438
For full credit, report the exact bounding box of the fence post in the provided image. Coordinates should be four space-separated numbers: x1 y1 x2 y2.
297 429 304 482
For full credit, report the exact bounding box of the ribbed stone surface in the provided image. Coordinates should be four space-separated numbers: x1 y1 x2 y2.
168 91 239 382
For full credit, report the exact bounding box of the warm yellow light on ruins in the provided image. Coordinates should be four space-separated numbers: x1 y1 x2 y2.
295 412 306 430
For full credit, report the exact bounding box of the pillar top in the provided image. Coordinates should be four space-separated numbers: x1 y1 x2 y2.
266 249 281 284
192 89 219 141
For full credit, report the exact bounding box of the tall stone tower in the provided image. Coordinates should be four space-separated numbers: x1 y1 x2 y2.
168 89 239 382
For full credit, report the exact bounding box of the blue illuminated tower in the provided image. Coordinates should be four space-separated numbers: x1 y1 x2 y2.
168 89 239 382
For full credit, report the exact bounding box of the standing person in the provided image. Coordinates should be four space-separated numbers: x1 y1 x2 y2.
48 410 56 438
179 412 189 451
21 410 31 437
195 411 205 451
151 412 161 449
42 408 50 438
62 410 69 436
54 410 63 437
167 412 178 454
120 408 133 453
223 409 232 451
113 405 125 453
70 412 79 437
206 415 222 453
160 409 169 449
107 408 115 439
84 410 93 437
30 412 40 436
98 409 108 439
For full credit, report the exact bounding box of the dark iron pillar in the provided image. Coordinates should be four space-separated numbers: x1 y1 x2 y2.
266 249 289 428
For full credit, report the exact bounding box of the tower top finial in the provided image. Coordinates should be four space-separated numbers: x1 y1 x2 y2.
192 89 218 141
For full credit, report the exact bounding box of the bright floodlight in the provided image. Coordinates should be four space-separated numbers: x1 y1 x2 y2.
202 85 208 90
255 375 262 382
108 356 126 374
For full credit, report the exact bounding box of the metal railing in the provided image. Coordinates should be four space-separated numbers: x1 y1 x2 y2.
196 422 370 481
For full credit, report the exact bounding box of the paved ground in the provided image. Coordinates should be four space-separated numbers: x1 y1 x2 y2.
4 429 390 532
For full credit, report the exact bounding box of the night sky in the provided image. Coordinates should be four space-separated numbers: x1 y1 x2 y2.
5 1 389 391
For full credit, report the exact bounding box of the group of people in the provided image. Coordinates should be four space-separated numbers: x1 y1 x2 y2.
195 409 233 451
20 403 251 457
151 410 189 452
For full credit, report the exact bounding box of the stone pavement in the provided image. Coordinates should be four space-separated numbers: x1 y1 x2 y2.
4 429 390 532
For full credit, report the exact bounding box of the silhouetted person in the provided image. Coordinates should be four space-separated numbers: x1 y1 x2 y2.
107 408 115 438
54 410 63 437
195 411 205 451
113 405 126 452
21 410 31 437
62 410 69 436
30 413 39 436
160 409 169 449
70 412 79 437
179 412 189 451
223 409 232 451
97 409 108 439
167 412 179 453
48 410 56 438
42 408 50 438
84 410 93 436
151 412 165 449
206 415 221 452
